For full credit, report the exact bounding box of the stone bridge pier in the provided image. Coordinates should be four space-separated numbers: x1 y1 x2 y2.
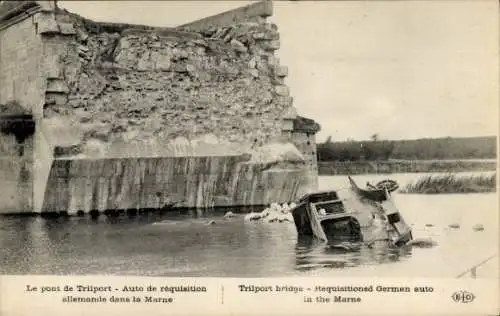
0 0 321 215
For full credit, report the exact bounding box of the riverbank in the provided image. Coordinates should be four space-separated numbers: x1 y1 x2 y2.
318 159 497 175
400 173 497 194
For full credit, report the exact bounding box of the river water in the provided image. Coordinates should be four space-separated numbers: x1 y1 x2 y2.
0 172 498 278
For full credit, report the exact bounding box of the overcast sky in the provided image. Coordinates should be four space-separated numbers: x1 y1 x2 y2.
59 0 499 142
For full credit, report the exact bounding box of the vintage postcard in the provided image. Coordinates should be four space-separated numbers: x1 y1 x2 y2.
0 0 498 315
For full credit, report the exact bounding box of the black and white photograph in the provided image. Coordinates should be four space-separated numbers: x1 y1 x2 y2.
0 0 497 283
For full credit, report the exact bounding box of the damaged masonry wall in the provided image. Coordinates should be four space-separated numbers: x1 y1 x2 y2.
0 1 320 213
45 1 295 157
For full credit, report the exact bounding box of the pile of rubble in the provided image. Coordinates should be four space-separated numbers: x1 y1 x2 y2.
223 202 296 223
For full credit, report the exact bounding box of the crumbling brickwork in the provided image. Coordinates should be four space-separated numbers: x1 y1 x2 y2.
42 3 294 154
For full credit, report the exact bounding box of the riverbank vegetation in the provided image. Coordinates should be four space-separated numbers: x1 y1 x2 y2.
317 136 497 162
399 173 497 194
316 135 497 175
318 159 497 175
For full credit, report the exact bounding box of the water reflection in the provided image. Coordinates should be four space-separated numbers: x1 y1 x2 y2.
294 235 413 272
0 212 413 276
0 188 497 277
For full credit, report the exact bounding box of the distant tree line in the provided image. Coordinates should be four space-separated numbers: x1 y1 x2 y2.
317 136 497 162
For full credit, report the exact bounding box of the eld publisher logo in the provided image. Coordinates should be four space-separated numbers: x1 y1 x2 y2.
452 291 476 303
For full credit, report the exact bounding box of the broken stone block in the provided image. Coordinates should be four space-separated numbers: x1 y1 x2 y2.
252 32 267 40
261 40 280 51
271 77 284 85
172 63 188 73
79 52 92 61
151 52 171 71
282 106 298 120
194 46 206 55
192 39 209 47
149 41 162 49
114 50 128 66
250 69 259 78
274 85 289 97
36 13 59 34
236 78 252 87
186 64 196 74
265 23 278 32
230 39 247 53
58 23 76 35
211 27 227 40
275 96 294 107
281 119 294 132
46 79 69 94
45 92 68 106
275 65 288 77
248 57 257 69
120 38 132 49
256 60 268 71
76 28 88 42
266 55 279 66
37 1 57 12
137 52 152 71
77 44 89 52
248 16 267 25
172 48 189 60
252 29 278 41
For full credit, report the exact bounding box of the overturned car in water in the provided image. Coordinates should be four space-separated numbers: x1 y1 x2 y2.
290 176 413 247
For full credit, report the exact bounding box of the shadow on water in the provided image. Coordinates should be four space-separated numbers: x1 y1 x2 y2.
294 235 414 273
294 236 356 271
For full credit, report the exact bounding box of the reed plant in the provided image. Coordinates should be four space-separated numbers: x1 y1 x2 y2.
400 173 497 194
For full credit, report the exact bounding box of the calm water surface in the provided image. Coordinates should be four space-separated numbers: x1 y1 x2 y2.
1 173 498 278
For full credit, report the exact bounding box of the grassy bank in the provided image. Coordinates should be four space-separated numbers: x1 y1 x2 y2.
317 136 497 161
318 159 497 175
399 173 497 194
